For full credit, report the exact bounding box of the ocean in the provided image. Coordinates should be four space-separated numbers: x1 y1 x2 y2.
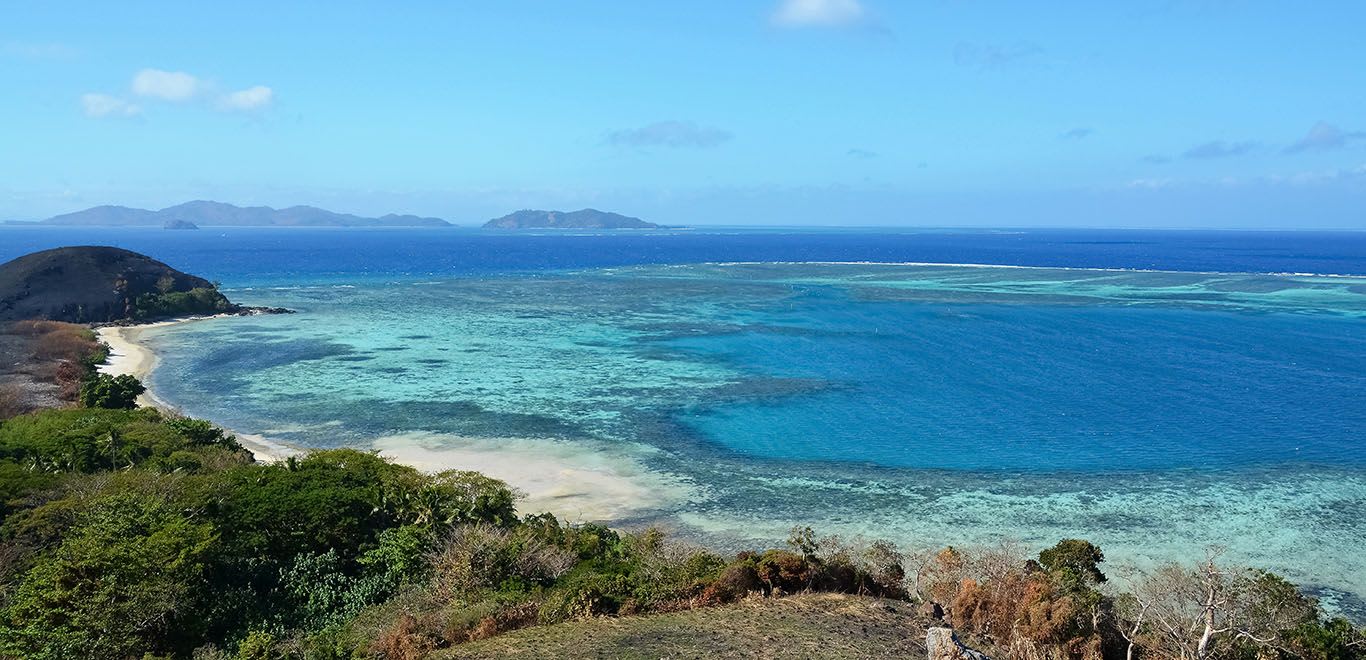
3 225 1364 615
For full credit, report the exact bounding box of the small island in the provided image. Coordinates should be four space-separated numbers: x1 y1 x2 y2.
484 208 661 230
163 219 200 230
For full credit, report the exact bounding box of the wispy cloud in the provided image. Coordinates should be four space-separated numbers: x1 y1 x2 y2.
771 0 866 27
953 42 1044 69
132 68 202 101
2 40 78 59
1182 139 1257 159
83 68 274 118
1059 128 1093 140
218 85 274 111
1284 121 1365 154
846 148 878 159
80 93 141 118
606 121 732 148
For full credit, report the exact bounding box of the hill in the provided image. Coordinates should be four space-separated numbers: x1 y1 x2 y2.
0 246 237 322
41 201 451 227
484 208 660 229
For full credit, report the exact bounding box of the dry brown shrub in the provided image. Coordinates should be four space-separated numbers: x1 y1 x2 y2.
467 601 539 642
8 320 68 336
53 360 83 384
698 562 762 605
0 385 25 419
32 327 95 360
371 612 437 660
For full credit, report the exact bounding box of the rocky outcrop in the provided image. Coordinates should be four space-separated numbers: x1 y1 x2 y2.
927 628 991 660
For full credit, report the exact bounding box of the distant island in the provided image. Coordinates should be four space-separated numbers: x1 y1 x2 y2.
36 201 451 228
0 246 280 323
162 219 199 230
484 208 660 229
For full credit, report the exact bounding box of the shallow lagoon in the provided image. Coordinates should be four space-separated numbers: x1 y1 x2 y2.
137 262 1366 616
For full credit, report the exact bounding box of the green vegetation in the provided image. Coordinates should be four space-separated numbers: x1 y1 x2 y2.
131 286 237 320
0 404 1360 658
78 373 146 409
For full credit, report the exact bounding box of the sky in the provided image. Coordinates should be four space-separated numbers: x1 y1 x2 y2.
2 1 1364 228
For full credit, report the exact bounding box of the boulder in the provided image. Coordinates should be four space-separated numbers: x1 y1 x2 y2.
927 627 991 660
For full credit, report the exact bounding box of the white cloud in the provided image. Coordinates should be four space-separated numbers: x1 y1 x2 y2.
84 69 274 118
218 85 274 111
80 93 141 118
771 0 865 27
131 68 201 101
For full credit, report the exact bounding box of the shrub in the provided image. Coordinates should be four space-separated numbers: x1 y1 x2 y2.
754 549 813 595
427 523 574 604
698 562 762 604
538 572 632 623
79 373 145 409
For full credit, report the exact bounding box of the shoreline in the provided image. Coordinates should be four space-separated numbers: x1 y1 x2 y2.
97 317 302 463
95 318 683 521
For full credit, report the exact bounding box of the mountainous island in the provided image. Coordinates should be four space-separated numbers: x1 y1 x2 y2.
36 200 451 227
0 246 259 323
484 208 660 229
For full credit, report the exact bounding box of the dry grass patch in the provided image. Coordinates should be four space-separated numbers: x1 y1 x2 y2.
439 593 931 660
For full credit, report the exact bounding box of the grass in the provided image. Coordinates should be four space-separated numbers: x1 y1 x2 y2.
439 593 933 659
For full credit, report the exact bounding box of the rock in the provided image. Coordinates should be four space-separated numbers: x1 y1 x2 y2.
927 627 991 660
919 601 945 621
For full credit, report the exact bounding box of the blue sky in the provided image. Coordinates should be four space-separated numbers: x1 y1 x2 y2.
2 1 1364 227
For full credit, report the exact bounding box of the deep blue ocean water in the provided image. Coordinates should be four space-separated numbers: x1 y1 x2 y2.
3 226 1364 614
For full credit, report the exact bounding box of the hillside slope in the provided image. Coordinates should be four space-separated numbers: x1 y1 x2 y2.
0 246 233 322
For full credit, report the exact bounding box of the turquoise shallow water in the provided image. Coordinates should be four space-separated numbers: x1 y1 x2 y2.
140 263 1366 614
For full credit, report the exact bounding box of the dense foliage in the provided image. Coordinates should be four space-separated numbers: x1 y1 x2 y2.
131 286 237 321
0 405 1360 659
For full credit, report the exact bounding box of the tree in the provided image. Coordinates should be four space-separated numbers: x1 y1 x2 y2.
1115 548 1330 660
78 373 145 409
1039 538 1106 585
